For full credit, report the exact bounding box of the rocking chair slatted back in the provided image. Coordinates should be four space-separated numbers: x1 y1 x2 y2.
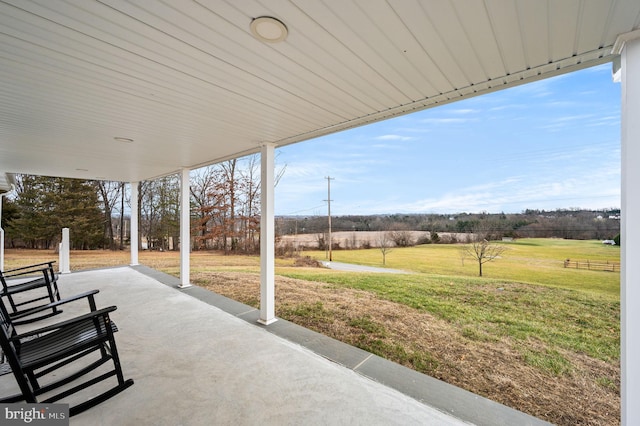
0 261 62 324
0 290 133 415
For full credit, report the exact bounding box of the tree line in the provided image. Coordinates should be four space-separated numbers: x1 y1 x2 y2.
1 161 619 252
1 155 280 253
277 209 621 242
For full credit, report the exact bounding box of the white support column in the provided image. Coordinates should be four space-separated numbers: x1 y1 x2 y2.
0 193 5 271
258 143 277 325
0 227 4 272
130 182 139 266
179 168 192 288
59 228 70 274
615 30 640 426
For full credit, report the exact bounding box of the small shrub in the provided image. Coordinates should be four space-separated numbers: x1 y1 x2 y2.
390 229 415 247
276 241 297 257
416 233 431 245
293 256 323 268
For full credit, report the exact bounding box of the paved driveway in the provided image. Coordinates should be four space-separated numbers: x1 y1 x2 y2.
321 261 409 274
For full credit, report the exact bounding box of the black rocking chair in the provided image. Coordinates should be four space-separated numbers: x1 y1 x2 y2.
0 289 134 416
0 261 62 325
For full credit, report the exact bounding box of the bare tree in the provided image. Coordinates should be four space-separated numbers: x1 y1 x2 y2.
190 166 222 250
458 246 466 266
377 230 394 266
193 154 286 254
95 181 123 250
139 176 180 251
238 154 261 252
462 225 507 277
220 159 238 253
118 182 127 249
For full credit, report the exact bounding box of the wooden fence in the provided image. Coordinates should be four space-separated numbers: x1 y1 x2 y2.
563 259 620 272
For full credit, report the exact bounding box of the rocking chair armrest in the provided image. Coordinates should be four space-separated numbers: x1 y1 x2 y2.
2 276 48 294
10 290 101 321
2 261 55 275
11 306 117 340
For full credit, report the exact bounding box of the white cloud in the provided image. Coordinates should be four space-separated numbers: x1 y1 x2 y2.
488 103 527 112
375 134 414 141
538 113 599 131
394 126 432 134
586 115 620 127
382 167 620 214
450 108 478 114
282 162 328 178
550 114 596 122
420 117 472 124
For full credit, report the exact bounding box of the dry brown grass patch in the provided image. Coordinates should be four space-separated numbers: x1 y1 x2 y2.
194 270 619 426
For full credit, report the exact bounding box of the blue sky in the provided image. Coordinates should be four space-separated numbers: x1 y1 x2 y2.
274 64 621 216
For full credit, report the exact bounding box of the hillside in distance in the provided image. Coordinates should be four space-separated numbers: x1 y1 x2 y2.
276 208 620 241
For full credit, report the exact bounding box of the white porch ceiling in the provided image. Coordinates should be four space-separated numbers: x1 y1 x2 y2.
1 0 639 188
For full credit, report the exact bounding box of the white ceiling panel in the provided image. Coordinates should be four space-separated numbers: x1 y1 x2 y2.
516 0 549 68
450 0 505 81
0 0 638 185
549 1 581 61
484 0 527 74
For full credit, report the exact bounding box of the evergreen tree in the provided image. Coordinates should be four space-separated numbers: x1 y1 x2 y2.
8 175 105 249
53 178 105 249
9 175 56 248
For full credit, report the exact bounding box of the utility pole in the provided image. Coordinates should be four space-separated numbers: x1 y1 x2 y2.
324 176 334 261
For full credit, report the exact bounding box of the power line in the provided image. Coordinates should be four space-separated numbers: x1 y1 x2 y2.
324 176 334 261
281 204 327 215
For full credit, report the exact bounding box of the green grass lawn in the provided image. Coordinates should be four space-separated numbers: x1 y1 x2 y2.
278 270 619 362
302 238 620 297
281 238 620 365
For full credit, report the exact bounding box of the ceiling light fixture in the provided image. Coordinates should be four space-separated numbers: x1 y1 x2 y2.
114 137 134 143
250 16 288 43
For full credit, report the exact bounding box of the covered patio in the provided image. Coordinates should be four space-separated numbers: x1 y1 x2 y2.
1 1 640 424
1 266 545 425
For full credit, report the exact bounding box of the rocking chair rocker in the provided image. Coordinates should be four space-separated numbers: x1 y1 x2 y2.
0 289 134 416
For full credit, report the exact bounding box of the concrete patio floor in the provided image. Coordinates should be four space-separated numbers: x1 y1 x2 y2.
1 266 550 425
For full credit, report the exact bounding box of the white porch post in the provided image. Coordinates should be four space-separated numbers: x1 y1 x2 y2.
59 228 70 274
129 182 139 266
615 30 640 426
179 168 192 288
258 143 277 325
0 193 5 271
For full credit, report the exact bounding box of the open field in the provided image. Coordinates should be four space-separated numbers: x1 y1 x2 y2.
304 238 620 297
3 239 620 425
